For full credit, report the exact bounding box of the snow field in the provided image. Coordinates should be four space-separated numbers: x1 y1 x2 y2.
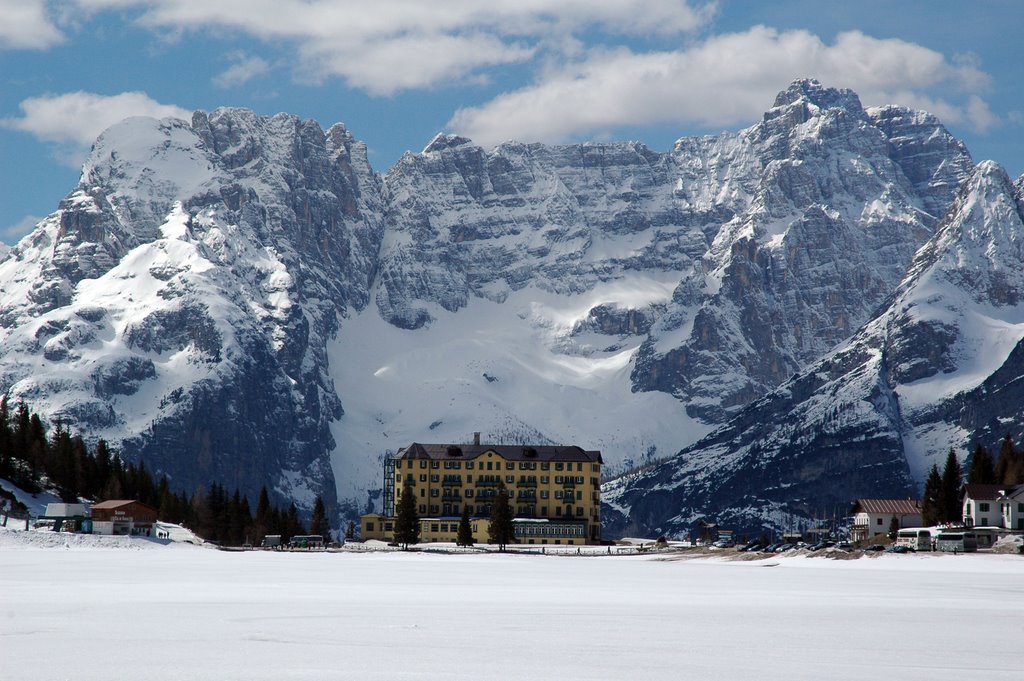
1 532 1021 681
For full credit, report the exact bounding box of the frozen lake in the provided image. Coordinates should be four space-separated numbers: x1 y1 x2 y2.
1 532 1021 680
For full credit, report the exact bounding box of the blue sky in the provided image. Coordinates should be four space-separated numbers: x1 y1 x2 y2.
1 0 1021 244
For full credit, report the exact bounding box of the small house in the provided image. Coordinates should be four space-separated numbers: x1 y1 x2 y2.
91 500 159 536
850 499 922 541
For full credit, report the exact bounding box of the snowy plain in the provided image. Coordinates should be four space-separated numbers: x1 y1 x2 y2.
1 529 1021 681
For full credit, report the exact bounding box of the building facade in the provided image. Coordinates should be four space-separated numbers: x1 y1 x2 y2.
849 499 922 541
963 483 1024 529
91 499 159 536
361 440 603 545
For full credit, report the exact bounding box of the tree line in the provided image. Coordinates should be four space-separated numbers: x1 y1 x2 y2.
921 434 1024 526
0 399 331 545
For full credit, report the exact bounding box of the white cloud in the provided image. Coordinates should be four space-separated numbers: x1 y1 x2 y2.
0 0 64 49
2 91 191 166
1 214 44 245
448 27 998 148
71 0 715 95
212 53 271 88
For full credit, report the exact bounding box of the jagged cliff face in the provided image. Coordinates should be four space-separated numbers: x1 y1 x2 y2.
605 161 1024 536
0 80 1001 529
0 110 383 511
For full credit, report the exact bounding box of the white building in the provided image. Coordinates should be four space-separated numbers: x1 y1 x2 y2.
850 499 922 541
963 483 1024 530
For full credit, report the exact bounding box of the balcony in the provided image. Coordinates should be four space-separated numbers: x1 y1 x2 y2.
518 478 538 487
442 478 462 486
476 478 501 487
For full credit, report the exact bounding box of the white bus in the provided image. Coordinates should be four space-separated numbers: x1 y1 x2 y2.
934 531 978 553
896 528 932 551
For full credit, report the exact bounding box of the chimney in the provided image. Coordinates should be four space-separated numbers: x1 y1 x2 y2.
473 432 481 446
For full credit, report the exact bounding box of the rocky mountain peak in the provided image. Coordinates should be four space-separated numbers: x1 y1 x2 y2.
771 78 864 113
423 133 475 154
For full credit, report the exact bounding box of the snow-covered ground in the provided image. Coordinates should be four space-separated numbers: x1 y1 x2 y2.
1 529 1020 680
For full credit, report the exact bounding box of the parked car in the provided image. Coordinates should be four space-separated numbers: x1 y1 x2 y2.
738 540 760 552
864 544 886 552
774 543 795 552
834 542 853 551
761 543 782 553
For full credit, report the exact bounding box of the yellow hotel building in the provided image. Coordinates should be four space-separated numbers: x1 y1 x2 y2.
360 439 603 545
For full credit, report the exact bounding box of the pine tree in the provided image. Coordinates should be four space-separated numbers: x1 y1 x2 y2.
487 482 515 551
968 443 996 484
344 520 356 541
939 448 964 523
921 464 942 526
456 504 474 547
887 516 900 541
393 480 420 549
309 495 331 542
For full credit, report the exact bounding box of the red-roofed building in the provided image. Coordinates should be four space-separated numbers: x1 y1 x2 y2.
850 499 922 541
91 500 159 537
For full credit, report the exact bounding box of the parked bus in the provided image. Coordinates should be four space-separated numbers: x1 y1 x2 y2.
934 531 977 553
289 535 325 549
896 528 932 551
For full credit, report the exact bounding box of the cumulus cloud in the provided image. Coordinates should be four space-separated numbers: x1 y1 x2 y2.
2 91 191 166
212 53 271 88
449 27 998 148
71 0 715 95
0 0 64 49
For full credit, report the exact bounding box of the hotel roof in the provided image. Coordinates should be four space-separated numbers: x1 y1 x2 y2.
397 443 602 464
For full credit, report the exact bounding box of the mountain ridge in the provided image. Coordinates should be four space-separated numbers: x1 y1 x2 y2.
1 80 1014 533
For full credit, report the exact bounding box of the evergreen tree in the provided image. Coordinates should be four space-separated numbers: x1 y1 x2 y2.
456 504 474 547
393 480 420 549
887 516 900 541
921 464 942 526
344 520 356 541
487 482 515 551
967 443 996 484
309 495 332 542
938 448 964 523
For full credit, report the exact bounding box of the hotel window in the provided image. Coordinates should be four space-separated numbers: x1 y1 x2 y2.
420 488 425 497
555 476 563 484
1018 503 1024 512
555 491 563 499
876 517 883 525
431 461 439 469
506 475 514 484
440 524 449 532
487 462 493 470
420 461 427 469
576 476 584 484
576 491 582 500
431 474 439 482
555 463 564 471
429 505 438 514
541 507 547 516
431 524 439 532
431 489 439 497
384 523 393 531
541 462 550 471
980 502 990 512
396 474 400 481
466 462 474 470
576 507 584 516
366 522 374 531
541 491 548 499
466 490 474 498
506 462 514 470
420 474 427 482
577 463 583 471
419 505 426 514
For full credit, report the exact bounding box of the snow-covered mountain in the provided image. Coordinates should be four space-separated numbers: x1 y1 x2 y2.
0 80 1002 530
605 160 1024 536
